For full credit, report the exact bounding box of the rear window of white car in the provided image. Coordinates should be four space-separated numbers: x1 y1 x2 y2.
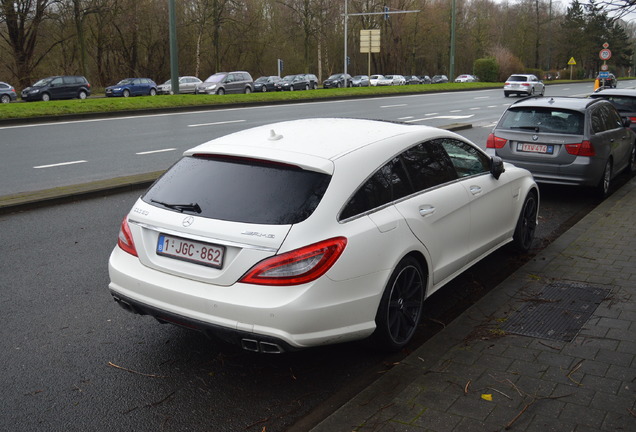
498 107 585 135
143 155 331 224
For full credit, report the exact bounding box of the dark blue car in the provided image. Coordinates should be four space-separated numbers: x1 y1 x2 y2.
105 78 157 97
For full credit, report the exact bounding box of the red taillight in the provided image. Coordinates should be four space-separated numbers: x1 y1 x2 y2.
117 216 138 256
239 237 347 286
486 133 507 149
565 140 595 156
521 83 530 87
629 116 636 124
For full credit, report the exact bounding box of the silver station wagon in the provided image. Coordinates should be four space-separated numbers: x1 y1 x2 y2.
487 96 636 197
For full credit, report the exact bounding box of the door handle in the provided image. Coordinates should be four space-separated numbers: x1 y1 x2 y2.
419 205 436 217
470 185 482 195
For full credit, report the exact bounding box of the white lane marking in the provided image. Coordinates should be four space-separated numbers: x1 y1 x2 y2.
450 109 462 113
404 114 474 123
398 116 414 120
188 119 246 127
136 148 177 155
470 107 480 110
380 104 407 108
474 96 490 99
34 160 87 169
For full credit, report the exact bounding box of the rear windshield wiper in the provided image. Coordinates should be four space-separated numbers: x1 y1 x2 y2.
151 199 202 213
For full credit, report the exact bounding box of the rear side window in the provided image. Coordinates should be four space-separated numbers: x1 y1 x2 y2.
592 104 624 133
498 107 584 135
340 141 458 220
143 156 331 225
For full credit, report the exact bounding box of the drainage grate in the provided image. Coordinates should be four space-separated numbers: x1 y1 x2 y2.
502 282 611 342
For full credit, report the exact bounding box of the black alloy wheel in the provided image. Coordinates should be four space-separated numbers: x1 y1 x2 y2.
372 256 425 351
513 191 538 252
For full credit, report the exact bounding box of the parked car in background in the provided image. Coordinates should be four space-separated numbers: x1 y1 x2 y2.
590 88 636 132
454 74 478 83
303 73 319 89
404 75 421 85
106 78 157 97
369 74 392 86
196 71 253 95
418 75 432 84
385 75 406 85
253 76 281 92
487 96 636 197
109 118 539 353
503 74 545 97
596 73 617 89
0 81 17 103
275 74 311 91
21 75 91 101
431 75 449 84
157 76 202 94
323 73 352 88
351 75 369 87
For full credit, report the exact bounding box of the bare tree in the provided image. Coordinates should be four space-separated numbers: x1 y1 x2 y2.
0 0 55 86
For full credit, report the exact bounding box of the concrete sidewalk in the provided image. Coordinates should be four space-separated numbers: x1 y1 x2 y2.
311 177 636 431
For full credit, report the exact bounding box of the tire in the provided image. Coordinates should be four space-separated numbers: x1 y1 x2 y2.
372 256 425 351
262 86 267 92
629 144 636 173
513 191 538 253
504 92 509 97
78 91 87 100
598 159 612 198
289 86 294 91
244 87 251 94
41 93 51 102
540 87 545 96
149 88 157 96
216 88 225 95
1 94 10 104
305 84 309 90
530 87 535 96
313 83 318 90
123 89 130 97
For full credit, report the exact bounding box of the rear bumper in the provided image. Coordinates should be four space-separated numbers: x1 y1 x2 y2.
110 291 296 353
108 247 384 351
487 150 605 187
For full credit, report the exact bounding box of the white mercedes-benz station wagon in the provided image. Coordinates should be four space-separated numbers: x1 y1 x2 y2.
108 118 539 353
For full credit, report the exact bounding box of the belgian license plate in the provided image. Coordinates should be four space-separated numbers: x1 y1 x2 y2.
157 234 225 268
517 143 554 154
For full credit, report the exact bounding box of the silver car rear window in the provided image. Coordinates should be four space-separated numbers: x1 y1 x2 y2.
499 107 585 135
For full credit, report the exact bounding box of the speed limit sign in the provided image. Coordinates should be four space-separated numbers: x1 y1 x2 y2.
599 49 612 60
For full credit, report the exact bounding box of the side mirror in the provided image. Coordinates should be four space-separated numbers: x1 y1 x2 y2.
490 156 505 180
623 117 631 128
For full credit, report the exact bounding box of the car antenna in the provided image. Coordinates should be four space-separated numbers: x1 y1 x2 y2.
268 129 283 141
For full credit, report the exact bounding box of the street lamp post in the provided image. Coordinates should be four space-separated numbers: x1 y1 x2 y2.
169 0 179 94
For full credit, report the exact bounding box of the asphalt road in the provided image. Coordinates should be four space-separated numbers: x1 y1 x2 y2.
1 83 632 431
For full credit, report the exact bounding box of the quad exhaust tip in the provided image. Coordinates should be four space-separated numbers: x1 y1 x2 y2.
241 338 284 354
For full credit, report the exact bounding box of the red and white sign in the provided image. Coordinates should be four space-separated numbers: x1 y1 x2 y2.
599 49 612 61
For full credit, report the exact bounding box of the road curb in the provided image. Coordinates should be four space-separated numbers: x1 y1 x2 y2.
0 171 164 215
